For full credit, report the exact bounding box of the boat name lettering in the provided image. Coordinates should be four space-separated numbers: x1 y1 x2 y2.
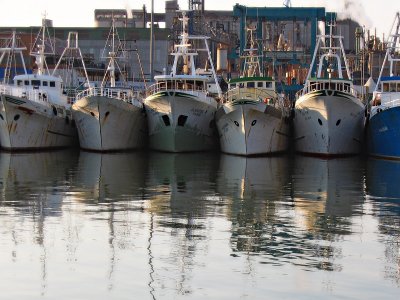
191 108 204 116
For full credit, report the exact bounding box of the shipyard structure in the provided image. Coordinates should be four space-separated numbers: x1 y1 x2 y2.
0 0 393 98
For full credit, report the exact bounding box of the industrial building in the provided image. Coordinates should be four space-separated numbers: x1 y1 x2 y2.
0 0 390 97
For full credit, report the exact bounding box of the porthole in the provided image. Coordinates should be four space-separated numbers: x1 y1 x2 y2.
90 112 95 117
318 118 322 126
336 119 341 126
251 120 257 126
0 114 3 120
14 114 20 121
234 121 239 127
105 111 110 117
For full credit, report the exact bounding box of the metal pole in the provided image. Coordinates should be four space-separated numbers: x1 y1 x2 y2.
149 0 154 81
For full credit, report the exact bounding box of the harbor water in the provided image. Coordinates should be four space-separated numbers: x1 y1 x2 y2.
0 150 399 299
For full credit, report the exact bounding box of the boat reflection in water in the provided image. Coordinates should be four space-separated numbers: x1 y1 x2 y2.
145 152 220 217
0 150 78 214
217 155 295 262
0 150 78 297
292 155 365 218
366 158 400 201
144 152 220 297
366 158 400 284
74 151 148 203
219 154 367 272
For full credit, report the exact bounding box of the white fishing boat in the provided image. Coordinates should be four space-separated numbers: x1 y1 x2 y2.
215 27 291 156
144 12 221 152
72 20 147 151
0 19 80 150
294 23 365 155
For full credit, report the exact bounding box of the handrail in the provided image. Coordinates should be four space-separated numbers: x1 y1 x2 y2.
296 81 359 99
223 87 278 104
371 91 400 108
75 87 142 103
146 81 207 97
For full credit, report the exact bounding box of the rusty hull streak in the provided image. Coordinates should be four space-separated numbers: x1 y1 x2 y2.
17 106 34 115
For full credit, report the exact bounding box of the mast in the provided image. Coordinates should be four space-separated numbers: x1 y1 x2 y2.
375 12 400 91
0 31 27 84
149 0 154 80
101 18 125 88
30 16 55 76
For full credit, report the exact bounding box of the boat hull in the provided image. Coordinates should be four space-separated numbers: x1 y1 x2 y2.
216 100 290 155
0 94 78 150
72 96 147 151
368 106 400 159
294 91 365 155
144 91 218 152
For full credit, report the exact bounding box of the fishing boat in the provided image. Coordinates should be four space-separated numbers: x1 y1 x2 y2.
0 19 79 150
215 27 291 156
72 20 147 151
367 12 400 159
293 23 365 155
144 12 221 152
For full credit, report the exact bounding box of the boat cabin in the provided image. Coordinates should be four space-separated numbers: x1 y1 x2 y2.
150 75 208 94
10 74 69 106
228 76 275 91
14 74 63 91
380 76 400 92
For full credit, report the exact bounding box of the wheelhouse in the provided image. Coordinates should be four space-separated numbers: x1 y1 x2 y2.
228 76 275 90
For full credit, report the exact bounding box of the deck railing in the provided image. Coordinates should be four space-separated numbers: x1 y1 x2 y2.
224 87 279 104
372 91 400 108
146 81 208 95
146 81 217 104
296 81 359 99
75 87 142 104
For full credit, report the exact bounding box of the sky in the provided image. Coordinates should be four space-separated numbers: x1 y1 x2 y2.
0 0 397 38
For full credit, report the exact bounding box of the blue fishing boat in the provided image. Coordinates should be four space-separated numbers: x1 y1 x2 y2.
368 12 400 159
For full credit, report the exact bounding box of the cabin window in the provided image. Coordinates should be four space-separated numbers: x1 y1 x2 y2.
247 82 255 88
257 82 263 88
43 81 48 87
24 80 29 85
390 83 396 92
186 80 194 90
344 83 350 92
31 80 41 86
17 80 23 86
383 83 389 92
265 82 272 88
397 83 400 92
195 81 204 90
50 81 56 87
166 81 173 89
230 83 236 88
